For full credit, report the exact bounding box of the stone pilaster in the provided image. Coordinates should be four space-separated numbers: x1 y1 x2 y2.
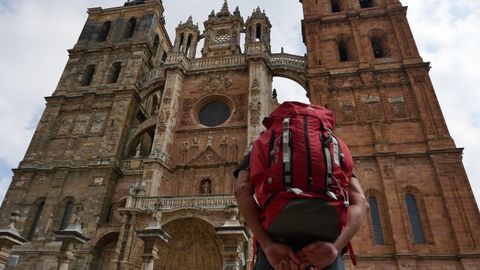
137 218 171 270
246 58 272 146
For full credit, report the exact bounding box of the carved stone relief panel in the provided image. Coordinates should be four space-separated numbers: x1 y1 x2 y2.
180 98 195 126
205 73 233 93
231 94 246 121
57 117 74 136
339 101 357 122
375 72 407 85
363 95 383 121
249 98 261 126
330 76 363 89
388 97 408 119
90 113 108 134
72 115 90 135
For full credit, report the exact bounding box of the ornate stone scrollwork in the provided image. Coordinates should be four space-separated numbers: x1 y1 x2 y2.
181 98 195 126
72 116 90 135
388 97 407 119
206 73 233 93
57 118 74 136
363 95 382 121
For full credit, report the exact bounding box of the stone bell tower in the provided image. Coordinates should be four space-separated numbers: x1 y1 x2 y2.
172 16 201 59
300 0 480 269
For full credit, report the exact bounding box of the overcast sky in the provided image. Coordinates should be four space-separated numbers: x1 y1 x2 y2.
0 0 478 205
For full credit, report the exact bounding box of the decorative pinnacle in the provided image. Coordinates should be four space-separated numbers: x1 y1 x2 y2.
234 6 241 16
221 0 229 13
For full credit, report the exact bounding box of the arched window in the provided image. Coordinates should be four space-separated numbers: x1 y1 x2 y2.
108 62 122 84
371 36 385 58
179 33 185 52
256 24 262 41
360 0 373 8
186 34 193 56
27 200 45 241
98 21 111 42
368 196 385 244
153 35 160 56
405 194 426 244
81 65 96 86
331 0 341 13
338 40 349 62
124 17 137 39
161 50 167 62
59 201 74 230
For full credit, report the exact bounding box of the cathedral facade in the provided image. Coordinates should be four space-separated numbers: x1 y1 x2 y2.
0 0 479 269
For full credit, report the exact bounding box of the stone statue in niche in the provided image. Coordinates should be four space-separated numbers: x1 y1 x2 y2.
135 141 142 158
200 179 212 195
221 130 228 145
182 140 189 150
192 134 199 147
207 132 214 146
180 140 189 163
249 98 261 125
250 78 260 93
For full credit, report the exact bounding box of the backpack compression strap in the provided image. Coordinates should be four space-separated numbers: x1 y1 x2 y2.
321 129 341 200
282 118 292 187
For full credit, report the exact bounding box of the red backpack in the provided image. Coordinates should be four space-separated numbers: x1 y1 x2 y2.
250 102 355 262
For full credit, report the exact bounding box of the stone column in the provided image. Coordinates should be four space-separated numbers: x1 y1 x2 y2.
0 211 26 270
215 205 249 270
137 213 171 270
53 205 89 270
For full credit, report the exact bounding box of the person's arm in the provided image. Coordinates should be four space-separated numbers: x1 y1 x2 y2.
234 170 299 269
298 176 369 269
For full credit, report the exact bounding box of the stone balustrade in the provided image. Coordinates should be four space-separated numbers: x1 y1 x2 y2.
269 53 306 72
140 67 166 87
140 52 305 87
132 194 237 211
190 55 246 71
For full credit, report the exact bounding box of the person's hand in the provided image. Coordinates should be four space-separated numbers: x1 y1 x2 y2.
263 242 300 270
298 241 338 270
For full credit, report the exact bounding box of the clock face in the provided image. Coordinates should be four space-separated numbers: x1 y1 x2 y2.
198 101 231 127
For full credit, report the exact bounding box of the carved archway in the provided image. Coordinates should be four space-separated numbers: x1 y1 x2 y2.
269 53 307 89
124 119 157 158
89 232 119 270
154 218 222 270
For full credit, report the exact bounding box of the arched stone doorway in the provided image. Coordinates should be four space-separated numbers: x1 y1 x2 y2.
154 217 223 270
89 232 118 270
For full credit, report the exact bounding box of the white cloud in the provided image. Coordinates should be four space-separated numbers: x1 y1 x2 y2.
0 0 478 206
